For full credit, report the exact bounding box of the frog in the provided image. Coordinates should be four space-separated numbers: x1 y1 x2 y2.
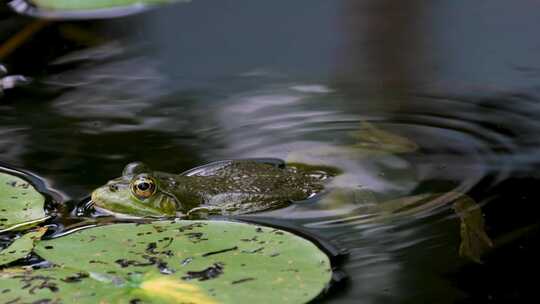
90 158 337 218
90 123 492 262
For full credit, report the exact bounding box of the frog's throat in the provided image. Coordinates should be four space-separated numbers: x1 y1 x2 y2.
125 191 180 216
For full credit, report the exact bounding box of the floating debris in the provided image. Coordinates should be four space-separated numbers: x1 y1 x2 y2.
0 64 30 97
201 246 238 257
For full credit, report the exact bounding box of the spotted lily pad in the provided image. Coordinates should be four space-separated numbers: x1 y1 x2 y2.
33 221 332 303
0 266 235 304
0 227 47 266
0 267 125 303
0 171 49 233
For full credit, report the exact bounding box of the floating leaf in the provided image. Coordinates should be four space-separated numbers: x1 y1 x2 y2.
0 171 49 233
34 220 332 303
453 196 493 263
0 227 47 266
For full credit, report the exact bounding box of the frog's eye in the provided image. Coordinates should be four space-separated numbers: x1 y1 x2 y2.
131 175 157 200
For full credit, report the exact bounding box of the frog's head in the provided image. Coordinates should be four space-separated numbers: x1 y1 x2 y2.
90 162 179 217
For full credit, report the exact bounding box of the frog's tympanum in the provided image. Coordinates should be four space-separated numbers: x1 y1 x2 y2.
91 159 336 217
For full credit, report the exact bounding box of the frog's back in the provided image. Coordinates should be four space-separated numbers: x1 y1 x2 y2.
175 160 333 214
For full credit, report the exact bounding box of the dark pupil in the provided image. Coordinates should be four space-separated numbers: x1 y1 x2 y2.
137 182 150 191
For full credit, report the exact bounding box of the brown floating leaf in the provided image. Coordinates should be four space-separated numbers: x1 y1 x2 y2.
453 196 493 263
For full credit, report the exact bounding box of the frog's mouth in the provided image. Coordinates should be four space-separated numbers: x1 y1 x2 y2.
92 204 158 219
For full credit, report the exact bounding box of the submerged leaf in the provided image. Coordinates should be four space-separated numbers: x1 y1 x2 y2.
350 122 418 153
33 220 332 303
453 196 493 263
0 171 49 233
306 192 464 229
287 122 418 165
0 227 47 266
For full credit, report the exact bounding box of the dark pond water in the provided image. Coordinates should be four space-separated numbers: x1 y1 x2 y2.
2 0 540 303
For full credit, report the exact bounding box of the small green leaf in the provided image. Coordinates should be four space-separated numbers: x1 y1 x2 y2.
0 172 49 233
0 227 47 266
34 220 332 303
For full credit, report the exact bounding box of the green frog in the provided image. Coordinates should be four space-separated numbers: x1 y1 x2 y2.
90 159 336 217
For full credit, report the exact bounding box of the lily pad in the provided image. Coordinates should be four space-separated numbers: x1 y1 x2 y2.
0 227 47 266
33 221 332 303
0 267 125 303
10 0 189 19
0 171 49 233
31 0 182 10
0 265 243 303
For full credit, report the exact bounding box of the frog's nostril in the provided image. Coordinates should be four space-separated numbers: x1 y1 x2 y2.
109 184 118 192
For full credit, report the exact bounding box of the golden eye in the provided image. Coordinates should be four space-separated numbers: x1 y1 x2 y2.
130 175 157 199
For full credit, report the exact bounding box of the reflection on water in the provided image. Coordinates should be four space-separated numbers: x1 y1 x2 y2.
2 0 540 303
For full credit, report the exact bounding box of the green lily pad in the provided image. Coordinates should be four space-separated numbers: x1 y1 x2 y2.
33 221 332 303
0 265 249 304
31 0 186 10
0 267 126 303
0 171 49 233
0 227 47 266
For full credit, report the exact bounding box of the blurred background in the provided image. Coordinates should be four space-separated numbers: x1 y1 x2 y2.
1 0 540 303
